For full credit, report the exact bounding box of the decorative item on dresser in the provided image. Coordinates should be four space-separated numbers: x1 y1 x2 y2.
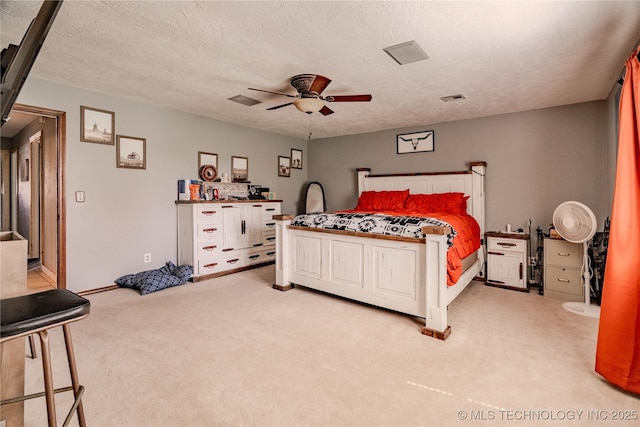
273 161 486 340
485 231 530 292
176 200 281 281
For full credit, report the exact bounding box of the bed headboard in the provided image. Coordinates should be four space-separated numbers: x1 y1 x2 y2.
356 161 487 237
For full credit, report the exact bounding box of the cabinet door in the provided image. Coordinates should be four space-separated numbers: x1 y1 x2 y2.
487 252 525 289
222 204 263 250
222 205 243 250
243 205 263 248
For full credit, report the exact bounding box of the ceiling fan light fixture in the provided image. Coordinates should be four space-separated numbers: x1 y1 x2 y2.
293 97 325 113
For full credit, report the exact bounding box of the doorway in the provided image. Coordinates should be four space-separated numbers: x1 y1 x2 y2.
0 103 66 289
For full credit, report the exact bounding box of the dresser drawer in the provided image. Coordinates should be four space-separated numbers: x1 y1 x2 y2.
544 265 583 296
545 239 582 267
196 240 222 258
263 219 277 231
262 204 281 217
197 205 221 221
197 222 222 240
487 236 526 253
263 232 276 246
246 248 277 265
198 252 245 275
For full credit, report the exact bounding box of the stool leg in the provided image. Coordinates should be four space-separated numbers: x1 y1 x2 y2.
29 334 38 358
63 324 86 427
38 329 57 427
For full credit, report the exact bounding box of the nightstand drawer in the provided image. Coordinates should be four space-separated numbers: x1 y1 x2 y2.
545 239 582 267
545 266 583 296
487 237 526 253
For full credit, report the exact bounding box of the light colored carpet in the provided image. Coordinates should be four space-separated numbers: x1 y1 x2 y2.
22 265 639 426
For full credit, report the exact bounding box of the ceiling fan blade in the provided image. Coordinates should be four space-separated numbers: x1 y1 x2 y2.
309 75 332 95
266 102 294 110
248 88 297 98
327 94 372 102
319 106 334 116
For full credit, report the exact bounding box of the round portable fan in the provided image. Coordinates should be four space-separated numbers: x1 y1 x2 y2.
552 201 600 318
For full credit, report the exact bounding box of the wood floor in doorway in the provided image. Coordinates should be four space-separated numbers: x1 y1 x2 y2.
26 269 56 294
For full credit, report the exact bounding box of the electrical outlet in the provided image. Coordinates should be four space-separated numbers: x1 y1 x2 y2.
144 253 151 263
75 191 85 202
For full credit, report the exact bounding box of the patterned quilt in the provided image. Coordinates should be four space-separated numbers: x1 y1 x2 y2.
291 212 456 246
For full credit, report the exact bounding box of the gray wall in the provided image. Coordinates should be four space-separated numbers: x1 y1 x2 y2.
15 76 617 293
307 102 609 238
16 77 306 292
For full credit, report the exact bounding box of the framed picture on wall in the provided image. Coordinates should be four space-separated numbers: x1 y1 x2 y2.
231 156 249 182
291 148 303 169
396 130 434 154
278 156 290 177
198 151 218 181
81 106 115 145
116 135 146 169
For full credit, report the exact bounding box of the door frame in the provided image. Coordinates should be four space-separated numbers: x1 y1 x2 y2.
13 103 66 289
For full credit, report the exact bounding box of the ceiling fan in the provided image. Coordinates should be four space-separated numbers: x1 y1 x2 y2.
249 74 372 115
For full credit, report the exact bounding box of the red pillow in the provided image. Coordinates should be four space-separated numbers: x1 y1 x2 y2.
355 190 409 211
403 192 469 215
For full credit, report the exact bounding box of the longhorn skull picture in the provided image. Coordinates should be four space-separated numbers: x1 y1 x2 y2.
396 130 434 154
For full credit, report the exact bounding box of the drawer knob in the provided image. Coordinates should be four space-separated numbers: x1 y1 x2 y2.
557 278 571 283
203 227 218 233
202 245 217 251
557 252 570 256
201 210 217 216
203 262 218 269
498 242 516 248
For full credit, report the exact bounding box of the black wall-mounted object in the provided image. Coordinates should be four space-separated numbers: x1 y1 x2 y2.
1 0 63 127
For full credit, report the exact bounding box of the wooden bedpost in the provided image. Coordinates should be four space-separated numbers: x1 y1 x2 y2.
356 168 371 196
421 225 453 340
469 161 487 278
273 214 295 291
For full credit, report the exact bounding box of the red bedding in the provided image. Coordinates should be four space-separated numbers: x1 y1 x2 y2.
341 190 481 286
338 208 480 286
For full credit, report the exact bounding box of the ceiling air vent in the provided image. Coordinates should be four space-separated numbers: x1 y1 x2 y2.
383 40 429 65
228 95 261 106
440 94 466 102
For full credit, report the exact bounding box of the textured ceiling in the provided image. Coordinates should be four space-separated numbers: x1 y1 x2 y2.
2 1 640 140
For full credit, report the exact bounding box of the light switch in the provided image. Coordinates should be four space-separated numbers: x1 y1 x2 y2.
75 191 85 203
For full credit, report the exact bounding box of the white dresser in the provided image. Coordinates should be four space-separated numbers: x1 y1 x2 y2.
485 231 529 291
177 200 281 281
543 238 583 302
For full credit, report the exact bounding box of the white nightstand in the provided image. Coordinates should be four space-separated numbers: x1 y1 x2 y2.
485 231 530 291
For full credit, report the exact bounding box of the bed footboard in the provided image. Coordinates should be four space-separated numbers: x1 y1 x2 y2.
272 216 473 340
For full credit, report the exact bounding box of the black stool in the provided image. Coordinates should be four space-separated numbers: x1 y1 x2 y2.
1 289 90 427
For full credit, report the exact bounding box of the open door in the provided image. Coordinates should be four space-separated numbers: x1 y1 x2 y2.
2 104 66 288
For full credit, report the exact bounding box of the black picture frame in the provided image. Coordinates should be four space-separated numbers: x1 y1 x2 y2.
396 130 434 154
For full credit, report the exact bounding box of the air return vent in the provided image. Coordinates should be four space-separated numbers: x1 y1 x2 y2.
383 40 429 65
228 95 261 106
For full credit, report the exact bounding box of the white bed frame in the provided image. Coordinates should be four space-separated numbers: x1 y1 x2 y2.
272 161 486 339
